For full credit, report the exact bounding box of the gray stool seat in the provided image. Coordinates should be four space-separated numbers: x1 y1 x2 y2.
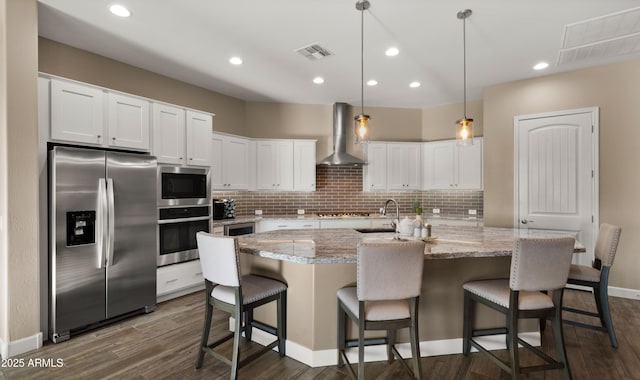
567 264 600 282
463 279 554 310
212 275 287 305
337 287 411 321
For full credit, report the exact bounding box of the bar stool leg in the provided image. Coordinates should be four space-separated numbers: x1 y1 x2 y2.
195 299 213 369
387 329 395 363
277 290 287 357
244 309 253 342
337 300 346 367
410 298 422 379
230 304 243 380
462 291 473 356
598 281 618 348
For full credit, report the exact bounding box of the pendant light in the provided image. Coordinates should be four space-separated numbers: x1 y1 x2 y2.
354 0 370 144
456 9 473 146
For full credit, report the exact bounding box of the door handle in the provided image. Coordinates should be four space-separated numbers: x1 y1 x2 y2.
521 219 533 225
106 178 115 267
97 179 107 269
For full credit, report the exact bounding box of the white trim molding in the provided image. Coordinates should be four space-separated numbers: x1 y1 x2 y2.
0 332 43 359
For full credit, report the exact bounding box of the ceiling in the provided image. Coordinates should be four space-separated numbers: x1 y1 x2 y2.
37 0 640 109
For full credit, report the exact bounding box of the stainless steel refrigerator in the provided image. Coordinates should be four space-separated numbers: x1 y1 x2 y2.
49 146 157 343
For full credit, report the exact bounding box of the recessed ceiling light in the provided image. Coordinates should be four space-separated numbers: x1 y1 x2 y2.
367 79 378 86
109 4 131 17
313 77 325 84
409 81 421 88
533 62 549 70
385 47 399 57
229 57 243 65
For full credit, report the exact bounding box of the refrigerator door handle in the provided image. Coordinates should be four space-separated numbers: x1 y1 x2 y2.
106 178 115 267
97 178 107 269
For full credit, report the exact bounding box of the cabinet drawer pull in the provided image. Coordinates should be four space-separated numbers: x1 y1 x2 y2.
277 225 287 228
303 224 313 227
195 272 202 276
166 279 178 284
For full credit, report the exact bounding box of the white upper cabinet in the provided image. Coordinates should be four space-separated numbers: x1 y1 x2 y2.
211 133 250 190
153 106 213 167
50 79 151 151
422 138 483 190
293 140 316 191
185 110 213 167
107 93 150 150
152 103 186 165
51 79 105 146
363 142 420 191
363 142 387 191
386 142 421 190
256 140 294 191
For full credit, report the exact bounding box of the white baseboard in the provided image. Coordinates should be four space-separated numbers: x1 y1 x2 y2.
0 332 43 359
237 319 540 368
567 284 640 301
608 286 640 300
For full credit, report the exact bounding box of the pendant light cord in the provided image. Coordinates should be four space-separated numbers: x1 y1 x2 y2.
360 4 365 115
463 15 467 119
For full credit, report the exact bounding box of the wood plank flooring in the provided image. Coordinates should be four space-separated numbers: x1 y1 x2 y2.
2 288 640 379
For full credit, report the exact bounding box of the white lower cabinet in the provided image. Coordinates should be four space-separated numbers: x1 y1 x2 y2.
157 260 204 301
258 219 320 233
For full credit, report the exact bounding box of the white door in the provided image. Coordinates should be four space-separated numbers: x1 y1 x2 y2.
364 143 387 191
515 108 598 265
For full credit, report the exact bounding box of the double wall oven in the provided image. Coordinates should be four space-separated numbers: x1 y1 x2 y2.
157 166 211 267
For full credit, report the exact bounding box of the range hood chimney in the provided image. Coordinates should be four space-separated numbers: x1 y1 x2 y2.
317 103 366 166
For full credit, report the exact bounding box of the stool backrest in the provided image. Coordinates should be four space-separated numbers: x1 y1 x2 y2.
196 232 241 287
510 237 575 292
357 241 425 301
594 223 622 268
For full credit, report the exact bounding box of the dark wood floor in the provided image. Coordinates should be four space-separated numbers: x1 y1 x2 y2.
2 288 640 380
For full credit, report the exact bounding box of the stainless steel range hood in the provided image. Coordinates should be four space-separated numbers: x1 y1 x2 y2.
317 103 366 166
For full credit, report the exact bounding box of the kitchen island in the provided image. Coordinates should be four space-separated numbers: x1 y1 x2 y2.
235 226 584 367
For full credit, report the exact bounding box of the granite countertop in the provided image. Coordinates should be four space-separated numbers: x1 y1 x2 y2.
236 226 585 264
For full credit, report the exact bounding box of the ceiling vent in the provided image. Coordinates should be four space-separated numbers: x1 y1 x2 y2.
558 7 640 66
295 43 334 61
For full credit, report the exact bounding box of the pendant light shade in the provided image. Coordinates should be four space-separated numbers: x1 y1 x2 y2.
456 9 473 146
354 0 370 144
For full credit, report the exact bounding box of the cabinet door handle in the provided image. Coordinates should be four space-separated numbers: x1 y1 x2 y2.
97 134 101 139
112 137 116 140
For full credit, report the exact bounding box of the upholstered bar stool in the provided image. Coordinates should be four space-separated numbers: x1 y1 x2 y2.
337 240 426 380
563 223 622 348
462 237 575 380
194 232 287 380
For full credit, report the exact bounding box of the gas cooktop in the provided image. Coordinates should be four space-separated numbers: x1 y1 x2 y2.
316 212 371 218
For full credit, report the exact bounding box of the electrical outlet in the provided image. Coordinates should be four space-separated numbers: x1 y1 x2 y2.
468 209 477 215
432 208 440 214
297 209 305 215
255 210 263 215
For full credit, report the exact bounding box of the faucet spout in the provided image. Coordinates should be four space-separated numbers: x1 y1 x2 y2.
382 199 400 231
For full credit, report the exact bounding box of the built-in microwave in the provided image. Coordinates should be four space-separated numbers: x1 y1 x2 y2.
157 165 210 207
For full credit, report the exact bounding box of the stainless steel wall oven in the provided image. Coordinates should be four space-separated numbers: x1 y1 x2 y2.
157 165 211 266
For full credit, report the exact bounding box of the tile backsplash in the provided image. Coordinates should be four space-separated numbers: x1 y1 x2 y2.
212 166 483 218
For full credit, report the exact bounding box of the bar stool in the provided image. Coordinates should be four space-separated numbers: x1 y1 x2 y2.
462 237 575 380
337 240 426 380
194 232 287 380
563 223 622 348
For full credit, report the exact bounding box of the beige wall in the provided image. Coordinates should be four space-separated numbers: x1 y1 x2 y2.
245 102 422 160
421 99 483 141
483 59 640 290
38 38 246 135
0 0 39 350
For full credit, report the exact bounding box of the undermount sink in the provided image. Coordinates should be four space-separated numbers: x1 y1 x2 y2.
354 228 396 233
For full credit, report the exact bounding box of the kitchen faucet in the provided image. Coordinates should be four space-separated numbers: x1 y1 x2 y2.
382 199 400 230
